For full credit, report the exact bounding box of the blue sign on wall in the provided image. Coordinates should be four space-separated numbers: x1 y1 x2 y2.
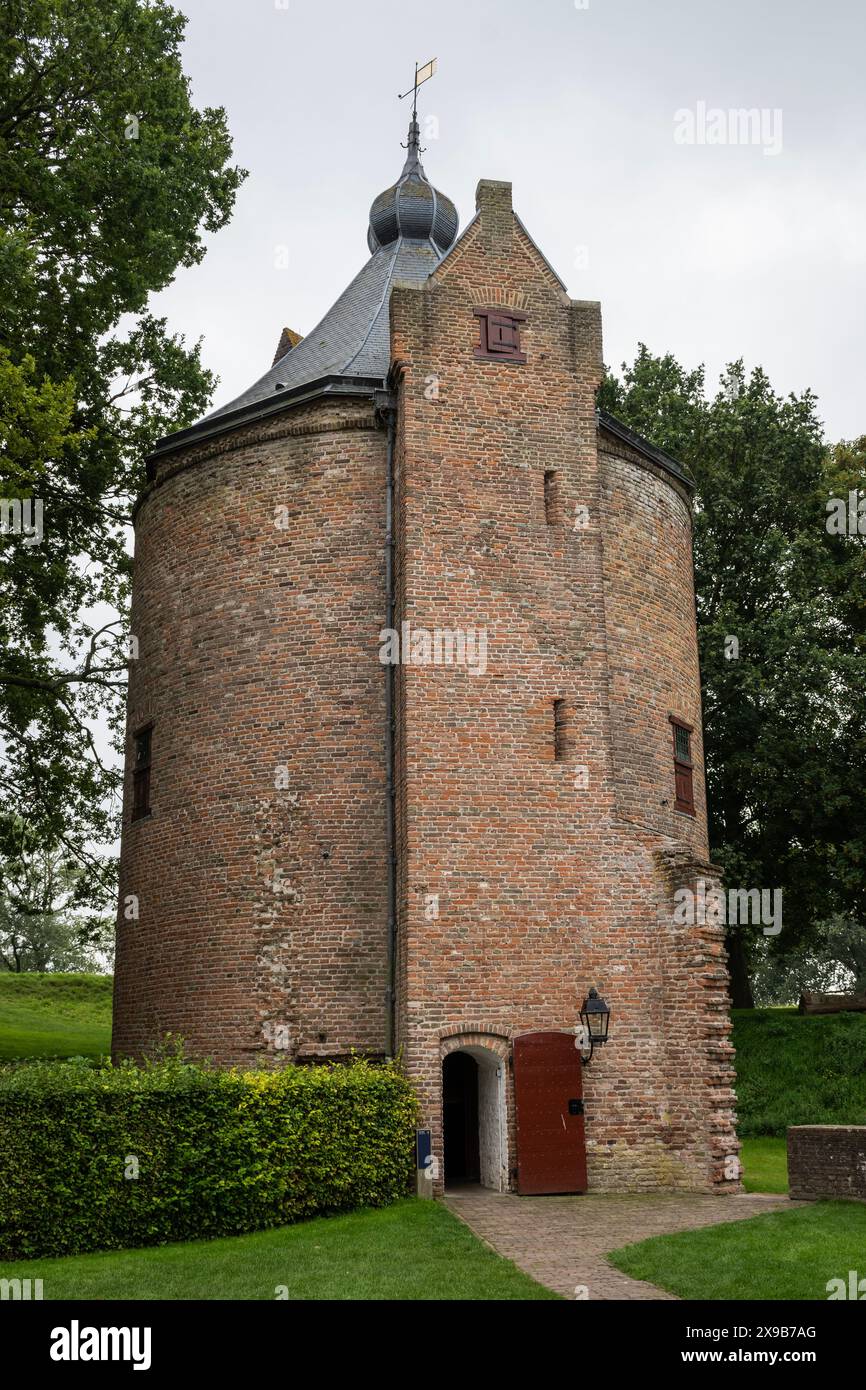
416 1128 432 1171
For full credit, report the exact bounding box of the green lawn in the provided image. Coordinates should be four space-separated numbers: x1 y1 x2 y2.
2 981 864 1303
732 1007 866 1136
0 973 112 1060
0 1198 559 1301
739 1136 788 1193
609 1200 865 1300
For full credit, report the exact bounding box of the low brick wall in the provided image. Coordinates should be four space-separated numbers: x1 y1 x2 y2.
787 1125 866 1201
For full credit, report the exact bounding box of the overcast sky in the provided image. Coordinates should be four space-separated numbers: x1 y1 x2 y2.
150 0 865 443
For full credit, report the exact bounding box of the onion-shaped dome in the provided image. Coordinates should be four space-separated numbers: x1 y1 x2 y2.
160 116 459 447
368 117 459 254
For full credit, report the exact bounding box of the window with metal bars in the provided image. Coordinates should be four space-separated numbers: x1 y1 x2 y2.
132 725 152 821
669 715 695 815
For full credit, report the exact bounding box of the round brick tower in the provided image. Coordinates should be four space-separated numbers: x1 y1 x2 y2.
114 117 738 1194
112 117 458 1065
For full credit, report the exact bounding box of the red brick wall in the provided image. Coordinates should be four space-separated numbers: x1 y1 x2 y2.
788 1126 866 1201
600 436 709 840
389 179 737 1192
112 399 390 1065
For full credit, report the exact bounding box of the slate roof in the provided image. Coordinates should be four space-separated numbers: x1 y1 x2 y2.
204 235 442 423
195 115 458 431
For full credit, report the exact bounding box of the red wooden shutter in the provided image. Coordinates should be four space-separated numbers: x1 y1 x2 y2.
473 307 527 362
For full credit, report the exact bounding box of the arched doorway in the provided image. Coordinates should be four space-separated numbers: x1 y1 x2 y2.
441 1044 507 1190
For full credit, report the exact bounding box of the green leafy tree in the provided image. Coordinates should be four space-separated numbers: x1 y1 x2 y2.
0 837 113 971
0 0 246 900
601 350 866 1005
750 916 866 1006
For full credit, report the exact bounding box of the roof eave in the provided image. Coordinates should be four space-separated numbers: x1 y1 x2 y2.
597 408 695 490
145 373 386 478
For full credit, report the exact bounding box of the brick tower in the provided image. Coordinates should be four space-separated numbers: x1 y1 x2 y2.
113 113 738 1194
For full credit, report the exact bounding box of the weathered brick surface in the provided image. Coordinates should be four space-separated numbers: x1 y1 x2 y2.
113 399 390 1064
114 178 738 1194
788 1126 866 1201
390 180 736 1194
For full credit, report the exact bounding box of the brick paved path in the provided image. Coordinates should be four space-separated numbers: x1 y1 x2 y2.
443 1187 795 1299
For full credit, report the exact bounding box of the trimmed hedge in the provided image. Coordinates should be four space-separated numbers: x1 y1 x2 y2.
0 1056 416 1259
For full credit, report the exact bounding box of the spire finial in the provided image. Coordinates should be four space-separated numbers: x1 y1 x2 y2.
400 112 422 172
368 59 457 255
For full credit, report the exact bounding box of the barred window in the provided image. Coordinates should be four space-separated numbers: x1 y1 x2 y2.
669 715 695 815
132 725 152 821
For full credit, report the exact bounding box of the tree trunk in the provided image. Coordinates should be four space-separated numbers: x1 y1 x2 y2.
799 991 866 1015
725 929 754 1008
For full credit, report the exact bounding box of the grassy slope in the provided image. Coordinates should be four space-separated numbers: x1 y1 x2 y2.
731 1007 866 1136
609 1200 866 1300
0 973 112 1060
0 1198 559 1301
738 1137 787 1193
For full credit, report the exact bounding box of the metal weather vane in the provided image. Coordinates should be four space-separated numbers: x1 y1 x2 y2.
398 57 438 125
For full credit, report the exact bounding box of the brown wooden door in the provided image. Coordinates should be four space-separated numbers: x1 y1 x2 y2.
513 1031 588 1194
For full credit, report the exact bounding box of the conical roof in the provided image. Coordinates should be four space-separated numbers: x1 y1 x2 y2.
201 118 459 427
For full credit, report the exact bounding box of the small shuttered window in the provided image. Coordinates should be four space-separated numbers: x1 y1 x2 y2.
474 307 527 363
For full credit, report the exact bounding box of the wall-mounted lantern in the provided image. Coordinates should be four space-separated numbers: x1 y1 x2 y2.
578 987 610 1065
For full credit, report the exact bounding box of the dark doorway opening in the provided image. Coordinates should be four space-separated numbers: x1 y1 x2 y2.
443 1051 480 1186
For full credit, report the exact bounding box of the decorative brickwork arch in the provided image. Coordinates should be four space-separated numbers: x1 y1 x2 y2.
440 1027 512 1062
467 286 531 312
